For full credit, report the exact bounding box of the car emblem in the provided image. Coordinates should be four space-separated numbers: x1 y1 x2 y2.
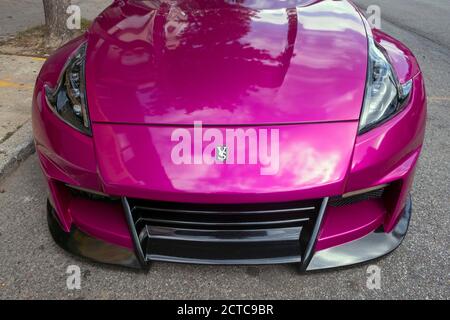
216 146 228 162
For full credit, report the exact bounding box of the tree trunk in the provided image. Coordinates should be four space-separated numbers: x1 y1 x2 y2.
42 0 74 47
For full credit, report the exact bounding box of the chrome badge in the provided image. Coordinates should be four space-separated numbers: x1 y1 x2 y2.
216 146 228 162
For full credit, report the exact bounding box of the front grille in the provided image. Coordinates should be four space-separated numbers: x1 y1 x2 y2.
123 198 323 265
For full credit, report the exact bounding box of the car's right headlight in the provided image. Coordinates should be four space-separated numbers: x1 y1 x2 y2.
359 38 413 134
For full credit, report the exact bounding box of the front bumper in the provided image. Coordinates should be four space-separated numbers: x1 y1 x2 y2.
47 194 412 271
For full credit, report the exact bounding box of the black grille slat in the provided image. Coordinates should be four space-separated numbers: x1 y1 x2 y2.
147 240 303 264
129 198 319 215
129 198 320 228
131 208 316 230
134 205 316 215
145 225 302 243
136 217 309 227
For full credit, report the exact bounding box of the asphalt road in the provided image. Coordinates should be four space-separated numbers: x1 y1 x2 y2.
0 1 449 299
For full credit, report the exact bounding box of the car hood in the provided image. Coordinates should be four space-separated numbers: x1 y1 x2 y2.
85 0 368 125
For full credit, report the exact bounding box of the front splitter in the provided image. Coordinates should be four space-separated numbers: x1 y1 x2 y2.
307 195 412 271
47 201 142 269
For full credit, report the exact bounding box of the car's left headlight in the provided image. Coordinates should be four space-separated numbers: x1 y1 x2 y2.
45 43 91 135
359 38 413 134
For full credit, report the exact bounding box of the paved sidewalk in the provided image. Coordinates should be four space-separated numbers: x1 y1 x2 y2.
0 0 111 180
0 0 113 41
0 54 44 180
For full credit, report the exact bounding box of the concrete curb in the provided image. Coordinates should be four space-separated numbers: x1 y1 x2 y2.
0 120 35 181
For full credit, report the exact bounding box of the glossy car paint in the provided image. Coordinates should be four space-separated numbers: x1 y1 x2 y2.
92 122 358 203
32 0 426 265
86 0 368 125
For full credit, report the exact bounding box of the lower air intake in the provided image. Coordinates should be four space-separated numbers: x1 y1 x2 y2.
328 188 385 207
122 198 324 265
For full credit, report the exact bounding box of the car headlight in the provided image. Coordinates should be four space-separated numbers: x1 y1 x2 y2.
359 38 413 134
45 43 91 135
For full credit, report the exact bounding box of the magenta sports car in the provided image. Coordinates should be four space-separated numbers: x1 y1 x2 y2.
32 0 426 271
